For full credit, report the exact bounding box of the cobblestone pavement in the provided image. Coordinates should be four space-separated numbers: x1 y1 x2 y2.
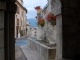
15 45 27 60
15 36 27 60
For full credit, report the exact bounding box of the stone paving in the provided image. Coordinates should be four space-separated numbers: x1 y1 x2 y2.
15 37 27 60
15 45 27 60
20 44 45 60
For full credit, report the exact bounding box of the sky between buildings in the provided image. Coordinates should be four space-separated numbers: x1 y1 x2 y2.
23 0 47 19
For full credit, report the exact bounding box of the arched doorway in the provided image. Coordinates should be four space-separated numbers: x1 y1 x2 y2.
0 0 80 60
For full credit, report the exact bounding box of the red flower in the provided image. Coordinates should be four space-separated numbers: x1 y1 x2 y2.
34 6 41 10
52 16 56 20
46 12 56 20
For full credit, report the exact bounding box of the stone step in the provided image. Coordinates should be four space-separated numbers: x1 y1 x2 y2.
20 44 44 60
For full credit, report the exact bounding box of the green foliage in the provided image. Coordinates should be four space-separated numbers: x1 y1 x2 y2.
37 19 45 27
19 30 23 36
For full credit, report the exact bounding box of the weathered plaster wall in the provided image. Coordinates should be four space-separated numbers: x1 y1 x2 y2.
44 21 56 43
46 0 62 59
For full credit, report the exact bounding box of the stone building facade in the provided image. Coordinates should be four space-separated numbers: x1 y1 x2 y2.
26 21 30 36
15 0 27 38
42 0 80 59
42 2 57 44
30 27 37 37
43 0 61 59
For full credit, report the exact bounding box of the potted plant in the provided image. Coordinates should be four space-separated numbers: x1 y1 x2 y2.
46 12 56 26
19 30 23 36
37 18 45 27
34 6 41 10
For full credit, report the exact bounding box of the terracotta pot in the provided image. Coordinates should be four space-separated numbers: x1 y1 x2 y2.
49 19 56 26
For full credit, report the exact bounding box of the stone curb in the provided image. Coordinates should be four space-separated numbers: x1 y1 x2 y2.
20 46 28 60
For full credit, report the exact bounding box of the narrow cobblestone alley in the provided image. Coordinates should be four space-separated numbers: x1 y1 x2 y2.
15 37 27 60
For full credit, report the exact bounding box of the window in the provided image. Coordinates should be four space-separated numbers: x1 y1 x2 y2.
21 21 22 26
17 6 19 14
22 11 23 16
17 19 19 25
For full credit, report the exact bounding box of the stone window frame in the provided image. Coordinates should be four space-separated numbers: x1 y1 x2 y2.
21 20 22 26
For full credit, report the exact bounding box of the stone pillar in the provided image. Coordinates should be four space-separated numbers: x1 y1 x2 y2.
60 0 80 59
4 0 17 60
0 1 6 60
56 15 62 59
50 0 62 59
0 1 16 60
36 25 44 40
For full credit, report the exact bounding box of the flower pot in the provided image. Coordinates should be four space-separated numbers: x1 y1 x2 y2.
49 19 56 26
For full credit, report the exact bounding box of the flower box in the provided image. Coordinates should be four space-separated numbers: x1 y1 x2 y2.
46 12 56 26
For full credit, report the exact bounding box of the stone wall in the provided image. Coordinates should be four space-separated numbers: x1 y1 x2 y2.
36 25 44 40
44 21 56 43
0 2 6 60
46 0 80 59
60 0 80 59
4 1 16 60
40 0 62 59
0 0 16 60
45 0 62 59
28 38 56 60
